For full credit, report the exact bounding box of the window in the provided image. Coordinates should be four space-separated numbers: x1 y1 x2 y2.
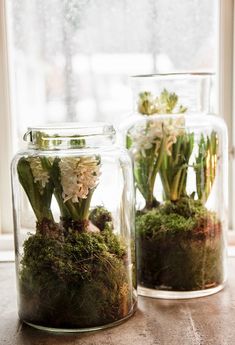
8 0 219 143
0 0 230 241
0 0 13 235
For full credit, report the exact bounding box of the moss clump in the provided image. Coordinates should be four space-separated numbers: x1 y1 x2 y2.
89 206 112 231
19 208 135 329
136 198 224 291
161 197 207 218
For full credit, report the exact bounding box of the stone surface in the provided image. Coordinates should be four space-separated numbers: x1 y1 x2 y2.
1 259 235 345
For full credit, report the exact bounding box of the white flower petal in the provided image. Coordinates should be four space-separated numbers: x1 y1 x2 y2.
28 157 50 189
59 156 101 203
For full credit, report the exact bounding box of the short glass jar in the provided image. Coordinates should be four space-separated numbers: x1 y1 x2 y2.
121 75 228 299
11 123 137 332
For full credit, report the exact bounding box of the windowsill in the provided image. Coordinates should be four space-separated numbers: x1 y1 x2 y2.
228 246 235 256
0 250 14 261
0 233 14 261
0 233 13 246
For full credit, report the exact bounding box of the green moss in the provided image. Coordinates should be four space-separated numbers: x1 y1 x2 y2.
137 210 196 240
89 206 112 231
136 198 224 291
161 198 206 218
19 209 135 329
101 225 126 259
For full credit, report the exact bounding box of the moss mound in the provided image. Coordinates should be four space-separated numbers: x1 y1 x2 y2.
19 208 134 329
136 198 224 291
89 206 113 231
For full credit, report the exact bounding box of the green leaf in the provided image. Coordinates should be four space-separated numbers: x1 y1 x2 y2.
17 157 54 221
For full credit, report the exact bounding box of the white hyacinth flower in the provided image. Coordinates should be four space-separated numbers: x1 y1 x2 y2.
59 156 101 203
129 125 151 158
163 117 185 155
129 116 185 158
28 157 50 191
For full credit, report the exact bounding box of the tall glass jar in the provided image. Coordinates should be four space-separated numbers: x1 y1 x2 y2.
12 123 137 332
121 74 228 299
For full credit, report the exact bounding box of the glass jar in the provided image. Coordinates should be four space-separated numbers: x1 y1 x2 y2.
11 123 137 332
121 75 228 299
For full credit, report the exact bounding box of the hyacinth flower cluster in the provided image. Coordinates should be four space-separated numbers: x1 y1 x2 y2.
127 89 218 207
17 154 101 227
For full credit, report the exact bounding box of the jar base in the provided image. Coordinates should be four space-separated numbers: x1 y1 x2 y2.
138 283 225 299
21 302 137 333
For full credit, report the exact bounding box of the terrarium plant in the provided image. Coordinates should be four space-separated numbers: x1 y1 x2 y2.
126 89 225 294
16 152 134 329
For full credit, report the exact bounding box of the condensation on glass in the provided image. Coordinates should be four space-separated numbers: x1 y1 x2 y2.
121 74 228 299
11 123 137 331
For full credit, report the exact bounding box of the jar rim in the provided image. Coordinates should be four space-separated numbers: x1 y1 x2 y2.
25 122 115 138
130 72 214 80
23 122 116 150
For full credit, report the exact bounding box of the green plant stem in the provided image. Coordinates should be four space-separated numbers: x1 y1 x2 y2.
170 164 188 201
170 169 183 201
172 136 182 166
78 191 94 220
178 169 187 197
160 169 171 200
146 136 166 208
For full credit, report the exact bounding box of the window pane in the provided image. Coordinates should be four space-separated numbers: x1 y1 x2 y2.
7 0 218 150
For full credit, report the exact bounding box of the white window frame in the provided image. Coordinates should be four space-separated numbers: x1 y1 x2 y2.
218 0 234 233
0 0 15 260
0 0 13 235
0 0 235 258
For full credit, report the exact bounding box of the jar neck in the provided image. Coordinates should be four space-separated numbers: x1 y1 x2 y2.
130 73 213 114
23 123 116 150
